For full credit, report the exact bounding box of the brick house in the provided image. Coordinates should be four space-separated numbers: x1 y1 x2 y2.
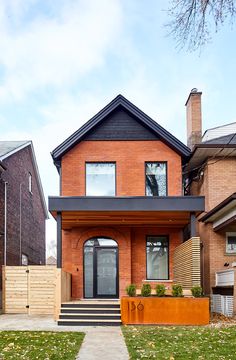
0 141 48 300
186 91 236 306
49 94 204 301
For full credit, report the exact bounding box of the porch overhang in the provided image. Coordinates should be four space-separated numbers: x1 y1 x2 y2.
49 195 204 228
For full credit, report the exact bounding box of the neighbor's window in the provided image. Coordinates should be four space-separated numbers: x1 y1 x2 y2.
22 253 28 266
86 163 116 196
226 233 236 254
145 162 167 196
29 172 32 193
146 236 169 280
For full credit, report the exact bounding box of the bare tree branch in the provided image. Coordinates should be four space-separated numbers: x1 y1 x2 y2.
166 0 236 51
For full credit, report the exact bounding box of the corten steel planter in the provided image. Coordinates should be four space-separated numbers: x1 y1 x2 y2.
121 296 210 325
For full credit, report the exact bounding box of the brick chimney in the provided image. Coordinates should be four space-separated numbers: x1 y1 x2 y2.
185 88 202 150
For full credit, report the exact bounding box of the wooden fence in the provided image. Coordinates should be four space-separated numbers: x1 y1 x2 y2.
2 266 71 316
173 237 201 289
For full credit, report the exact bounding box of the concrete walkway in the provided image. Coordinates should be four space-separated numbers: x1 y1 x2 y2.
0 314 129 360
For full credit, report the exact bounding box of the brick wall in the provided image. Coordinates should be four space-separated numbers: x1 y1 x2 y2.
61 140 182 196
0 146 46 290
191 157 236 294
62 226 182 299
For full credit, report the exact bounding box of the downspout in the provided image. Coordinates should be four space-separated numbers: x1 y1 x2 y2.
19 183 22 265
4 181 8 266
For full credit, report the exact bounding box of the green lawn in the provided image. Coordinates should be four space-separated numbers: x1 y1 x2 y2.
122 326 236 359
0 331 85 360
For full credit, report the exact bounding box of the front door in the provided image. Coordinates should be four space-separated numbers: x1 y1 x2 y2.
95 247 118 298
84 237 119 298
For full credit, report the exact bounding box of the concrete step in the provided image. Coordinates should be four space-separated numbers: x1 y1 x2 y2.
58 318 122 326
59 313 121 320
58 300 121 326
61 303 120 309
61 308 121 314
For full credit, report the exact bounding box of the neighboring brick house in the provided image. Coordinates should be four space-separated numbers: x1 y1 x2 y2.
186 90 236 301
0 141 48 298
49 94 204 301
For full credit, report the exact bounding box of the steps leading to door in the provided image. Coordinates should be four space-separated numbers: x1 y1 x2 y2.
58 300 121 326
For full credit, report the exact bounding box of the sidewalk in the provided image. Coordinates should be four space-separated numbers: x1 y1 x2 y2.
76 326 129 360
0 314 129 360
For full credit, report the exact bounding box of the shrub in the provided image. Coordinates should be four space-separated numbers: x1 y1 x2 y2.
126 284 136 297
155 284 166 297
172 284 183 297
191 286 203 297
141 283 151 297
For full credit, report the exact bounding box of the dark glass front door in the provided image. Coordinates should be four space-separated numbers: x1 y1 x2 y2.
95 248 118 297
84 238 119 298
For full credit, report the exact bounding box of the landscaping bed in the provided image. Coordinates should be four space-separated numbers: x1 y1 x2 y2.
0 331 85 360
122 325 236 359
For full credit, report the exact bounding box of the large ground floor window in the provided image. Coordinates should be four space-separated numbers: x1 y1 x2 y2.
146 236 169 280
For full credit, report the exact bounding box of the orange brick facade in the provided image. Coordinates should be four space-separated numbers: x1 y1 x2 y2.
61 140 182 197
62 225 182 298
60 140 183 298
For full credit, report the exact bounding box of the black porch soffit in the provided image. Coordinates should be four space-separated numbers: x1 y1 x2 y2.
51 95 191 164
49 196 205 213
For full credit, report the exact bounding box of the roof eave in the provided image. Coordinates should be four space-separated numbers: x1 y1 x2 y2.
201 193 236 222
51 95 191 163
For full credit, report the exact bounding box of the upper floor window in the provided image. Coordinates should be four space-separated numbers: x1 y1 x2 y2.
226 233 236 254
86 163 116 196
145 162 167 196
29 172 32 193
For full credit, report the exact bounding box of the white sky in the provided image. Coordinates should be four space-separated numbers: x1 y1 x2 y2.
0 0 235 257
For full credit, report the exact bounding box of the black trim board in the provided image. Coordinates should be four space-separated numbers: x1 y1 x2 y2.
49 196 205 212
51 95 191 162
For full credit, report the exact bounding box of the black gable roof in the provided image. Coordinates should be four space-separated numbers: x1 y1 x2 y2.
52 95 190 166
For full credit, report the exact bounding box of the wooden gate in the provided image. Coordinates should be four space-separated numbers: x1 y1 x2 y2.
2 266 56 315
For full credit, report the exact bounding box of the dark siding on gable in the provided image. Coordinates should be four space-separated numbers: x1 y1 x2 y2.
85 106 158 140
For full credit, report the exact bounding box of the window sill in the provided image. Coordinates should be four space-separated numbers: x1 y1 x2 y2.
142 279 173 283
225 253 236 256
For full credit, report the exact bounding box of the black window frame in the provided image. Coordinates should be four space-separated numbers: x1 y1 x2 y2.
85 162 116 196
146 235 169 280
145 161 168 197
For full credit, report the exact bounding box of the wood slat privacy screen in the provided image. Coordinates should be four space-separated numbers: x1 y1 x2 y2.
2 266 57 315
173 237 201 289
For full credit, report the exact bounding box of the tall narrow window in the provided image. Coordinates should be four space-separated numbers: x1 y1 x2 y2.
86 163 116 196
29 172 32 193
146 236 169 280
146 162 167 196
